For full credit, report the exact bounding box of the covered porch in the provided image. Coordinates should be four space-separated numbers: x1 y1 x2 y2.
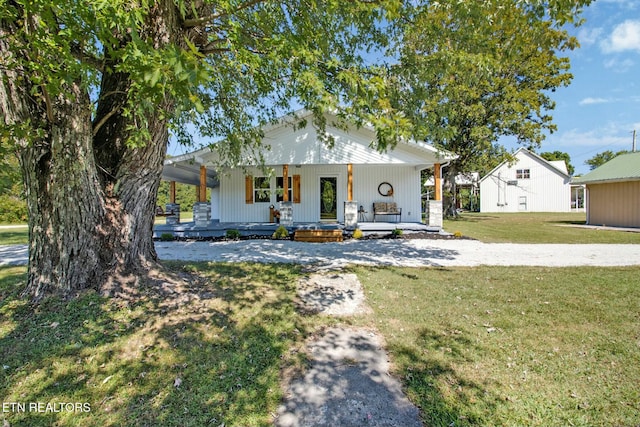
159 110 456 233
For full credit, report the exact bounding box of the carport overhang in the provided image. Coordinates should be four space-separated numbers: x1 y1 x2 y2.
162 149 219 188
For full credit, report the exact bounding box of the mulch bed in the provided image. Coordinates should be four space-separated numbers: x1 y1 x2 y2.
156 231 474 242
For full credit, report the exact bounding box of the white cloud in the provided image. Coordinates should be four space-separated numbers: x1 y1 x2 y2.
578 27 602 46
579 97 611 105
603 57 635 72
577 27 603 47
601 20 640 53
560 128 629 147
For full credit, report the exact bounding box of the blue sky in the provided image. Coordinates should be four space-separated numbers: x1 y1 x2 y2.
533 0 640 175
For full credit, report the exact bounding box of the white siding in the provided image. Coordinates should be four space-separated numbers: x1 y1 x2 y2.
219 164 423 223
480 150 571 213
352 165 422 222
219 168 266 222
239 113 447 167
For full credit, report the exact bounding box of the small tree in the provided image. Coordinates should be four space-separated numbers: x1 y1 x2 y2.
541 151 575 175
585 150 629 170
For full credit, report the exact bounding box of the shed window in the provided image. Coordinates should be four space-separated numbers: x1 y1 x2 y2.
516 169 530 179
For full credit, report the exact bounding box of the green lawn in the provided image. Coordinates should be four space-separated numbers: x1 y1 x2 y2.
154 211 193 225
443 212 640 243
2 263 639 426
354 265 640 427
0 263 317 427
0 226 28 246
1 210 194 245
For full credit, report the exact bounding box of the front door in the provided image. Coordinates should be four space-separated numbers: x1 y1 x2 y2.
320 177 337 221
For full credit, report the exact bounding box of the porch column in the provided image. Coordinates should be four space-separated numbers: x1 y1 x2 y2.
169 181 176 203
344 163 358 229
199 165 207 202
194 165 211 226
434 163 442 201
283 164 289 202
166 181 180 225
279 164 293 225
347 163 353 201
428 163 443 229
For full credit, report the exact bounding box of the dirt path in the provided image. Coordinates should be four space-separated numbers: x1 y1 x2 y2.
274 273 423 427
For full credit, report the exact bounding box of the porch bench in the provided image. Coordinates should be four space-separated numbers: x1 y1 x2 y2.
155 206 175 217
373 202 402 222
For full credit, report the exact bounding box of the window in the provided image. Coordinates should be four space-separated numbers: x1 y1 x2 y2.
254 177 271 203
276 176 293 202
516 169 530 179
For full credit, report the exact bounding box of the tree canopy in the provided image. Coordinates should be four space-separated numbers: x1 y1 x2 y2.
391 0 591 214
1 1 406 158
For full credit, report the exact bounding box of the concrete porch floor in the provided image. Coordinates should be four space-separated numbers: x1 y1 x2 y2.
154 220 441 240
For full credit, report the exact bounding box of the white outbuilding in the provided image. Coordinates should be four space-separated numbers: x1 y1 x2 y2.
479 148 571 212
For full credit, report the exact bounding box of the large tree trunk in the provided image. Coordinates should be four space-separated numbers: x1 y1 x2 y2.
17 89 167 301
443 161 461 218
1 2 177 301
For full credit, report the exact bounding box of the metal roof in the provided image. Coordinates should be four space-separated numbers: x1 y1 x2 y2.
572 151 640 184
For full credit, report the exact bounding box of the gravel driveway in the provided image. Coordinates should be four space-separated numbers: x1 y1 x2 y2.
154 239 640 268
3 239 640 268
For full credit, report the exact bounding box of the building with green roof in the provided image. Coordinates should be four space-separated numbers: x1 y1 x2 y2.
572 151 640 228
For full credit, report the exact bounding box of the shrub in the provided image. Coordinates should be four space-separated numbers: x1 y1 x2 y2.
272 225 289 240
391 228 403 237
454 230 463 238
225 229 241 240
352 228 364 239
0 195 27 223
159 233 174 241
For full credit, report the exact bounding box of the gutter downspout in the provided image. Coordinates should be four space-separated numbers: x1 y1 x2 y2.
438 160 451 203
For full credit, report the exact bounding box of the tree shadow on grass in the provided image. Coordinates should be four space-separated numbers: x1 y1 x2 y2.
390 327 504 427
552 219 588 226
0 263 307 427
446 214 499 223
0 229 28 246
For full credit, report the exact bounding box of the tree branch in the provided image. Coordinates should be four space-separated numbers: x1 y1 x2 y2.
70 43 104 72
92 107 120 137
182 0 266 28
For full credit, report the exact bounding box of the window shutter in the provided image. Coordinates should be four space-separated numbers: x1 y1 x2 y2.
245 175 253 204
293 174 301 203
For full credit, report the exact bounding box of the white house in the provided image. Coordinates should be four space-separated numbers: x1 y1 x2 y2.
479 148 571 212
162 111 456 225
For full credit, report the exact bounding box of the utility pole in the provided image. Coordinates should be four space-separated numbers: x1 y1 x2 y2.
633 129 637 152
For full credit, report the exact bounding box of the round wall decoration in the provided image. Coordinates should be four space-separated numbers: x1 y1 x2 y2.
378 182 394 196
